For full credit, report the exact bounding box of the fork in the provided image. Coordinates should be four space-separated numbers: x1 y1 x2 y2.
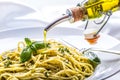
62 39 120 55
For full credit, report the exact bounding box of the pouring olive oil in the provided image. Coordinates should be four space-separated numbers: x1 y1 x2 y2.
44 0 120 44
43 30 47 43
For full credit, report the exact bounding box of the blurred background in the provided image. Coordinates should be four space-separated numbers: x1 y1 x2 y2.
0 0 120 40
2 0 81 10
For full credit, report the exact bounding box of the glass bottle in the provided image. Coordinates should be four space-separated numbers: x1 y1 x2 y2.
66 0 120 44
67 0 120 22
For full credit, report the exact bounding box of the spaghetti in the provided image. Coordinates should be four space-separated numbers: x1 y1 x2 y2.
0 39 96 80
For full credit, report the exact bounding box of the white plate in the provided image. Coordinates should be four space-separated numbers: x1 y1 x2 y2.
0 27 120 80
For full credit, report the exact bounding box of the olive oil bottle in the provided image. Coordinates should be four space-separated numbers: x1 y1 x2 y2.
66 0 120 44
67 0 120 22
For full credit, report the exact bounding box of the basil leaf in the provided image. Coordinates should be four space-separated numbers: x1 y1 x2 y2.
25 38 32 46
31 41 47 51
20 38 49 62
20 47 33 63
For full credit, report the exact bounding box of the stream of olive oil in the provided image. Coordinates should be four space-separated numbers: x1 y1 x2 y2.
43 30 47 48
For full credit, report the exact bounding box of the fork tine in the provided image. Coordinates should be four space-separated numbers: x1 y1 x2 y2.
62 39 92 53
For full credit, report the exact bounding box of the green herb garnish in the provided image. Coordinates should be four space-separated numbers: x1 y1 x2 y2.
4 60 12 67
20 38 48 63
20 47 33 63
58 47 70 53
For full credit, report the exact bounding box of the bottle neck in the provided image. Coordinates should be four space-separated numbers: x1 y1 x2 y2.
66 6 87 23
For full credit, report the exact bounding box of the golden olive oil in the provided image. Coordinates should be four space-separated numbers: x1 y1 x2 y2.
43 30 47 48
84 0 120 19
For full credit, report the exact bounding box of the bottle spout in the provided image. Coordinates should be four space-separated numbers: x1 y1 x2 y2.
44 6 86 32
44 14 69 32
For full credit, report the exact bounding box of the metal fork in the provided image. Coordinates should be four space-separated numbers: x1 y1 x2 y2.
62 39 120 55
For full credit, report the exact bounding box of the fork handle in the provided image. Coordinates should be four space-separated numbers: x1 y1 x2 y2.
92 49 120 55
